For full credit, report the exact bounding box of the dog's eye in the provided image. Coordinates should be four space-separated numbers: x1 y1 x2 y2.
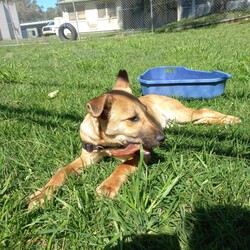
128 116 139 122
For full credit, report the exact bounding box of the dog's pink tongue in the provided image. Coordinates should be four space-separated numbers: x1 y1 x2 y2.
111 144 145 157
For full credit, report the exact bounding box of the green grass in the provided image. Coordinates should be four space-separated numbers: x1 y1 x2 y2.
0 22 249 249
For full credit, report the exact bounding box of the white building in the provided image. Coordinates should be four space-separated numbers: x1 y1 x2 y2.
56 0 122 33
0 1 22 40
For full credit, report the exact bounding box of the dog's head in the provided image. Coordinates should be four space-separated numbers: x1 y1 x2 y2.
84 69 165 152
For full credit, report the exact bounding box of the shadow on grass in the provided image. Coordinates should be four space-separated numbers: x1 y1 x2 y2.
186 205 250 250
155 11 250 33
107 205 249 250
162 126 249 160
155 13 224 33
106 233 180 250
0 104 82 128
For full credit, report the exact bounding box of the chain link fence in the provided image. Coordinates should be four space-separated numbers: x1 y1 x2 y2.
0 0 250 44
56 0 250 35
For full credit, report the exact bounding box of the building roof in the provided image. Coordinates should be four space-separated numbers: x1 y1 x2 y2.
57 0 95 4
20 20 52 27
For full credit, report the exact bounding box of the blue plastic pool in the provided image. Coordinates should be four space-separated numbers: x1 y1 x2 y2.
137 66 231 99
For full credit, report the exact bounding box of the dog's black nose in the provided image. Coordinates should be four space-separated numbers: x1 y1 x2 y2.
156 132 165 142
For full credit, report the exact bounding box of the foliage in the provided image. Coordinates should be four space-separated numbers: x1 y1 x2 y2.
8 0 60 22
0 22 249 249
44 7 61 20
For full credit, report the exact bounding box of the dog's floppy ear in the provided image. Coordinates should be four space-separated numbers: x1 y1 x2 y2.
113 69 133 94
86 94 113 118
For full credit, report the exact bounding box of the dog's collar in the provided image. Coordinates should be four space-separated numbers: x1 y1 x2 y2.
82 141 149 157
82 140 141 156
82 141 123 153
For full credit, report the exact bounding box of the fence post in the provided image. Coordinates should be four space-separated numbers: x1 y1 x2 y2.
192 0 196 17
5 0 19 44
150 0 153 33
72 0 80 40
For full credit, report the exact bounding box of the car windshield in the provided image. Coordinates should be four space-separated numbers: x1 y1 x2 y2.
47 21 54 26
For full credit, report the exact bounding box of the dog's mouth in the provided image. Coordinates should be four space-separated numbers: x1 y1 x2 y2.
110 144 151 157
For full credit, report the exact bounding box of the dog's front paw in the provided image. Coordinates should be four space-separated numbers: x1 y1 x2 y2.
96 178 121 198
28 189 46 210
28 186 54 210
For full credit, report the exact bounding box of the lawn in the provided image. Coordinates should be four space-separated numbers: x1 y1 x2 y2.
0 21 249 249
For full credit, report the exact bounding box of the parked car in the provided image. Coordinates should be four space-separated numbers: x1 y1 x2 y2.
42 21 56 36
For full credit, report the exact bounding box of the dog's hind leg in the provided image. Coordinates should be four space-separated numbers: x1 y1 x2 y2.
96 155 139 198
169 105 241 125
28 150 102 209
188 108 241 125
140 95 241 127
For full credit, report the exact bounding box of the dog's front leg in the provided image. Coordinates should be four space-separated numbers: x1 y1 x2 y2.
28 150 102 209
96 155 139 198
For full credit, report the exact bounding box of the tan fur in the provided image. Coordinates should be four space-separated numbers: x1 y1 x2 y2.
28 69 241 209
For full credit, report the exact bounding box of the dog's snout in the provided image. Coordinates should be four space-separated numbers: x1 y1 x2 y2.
156 132 165 143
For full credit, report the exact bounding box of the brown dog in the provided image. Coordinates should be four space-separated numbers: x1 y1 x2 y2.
28 69 241 209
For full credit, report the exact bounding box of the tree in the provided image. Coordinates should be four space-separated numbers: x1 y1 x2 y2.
44 7 62 20
12 0 43 22
8 0 60 23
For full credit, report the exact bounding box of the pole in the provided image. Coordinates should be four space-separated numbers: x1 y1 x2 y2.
5 0 19 44
72 0 80 40
150 0 153 33
192 0 196 17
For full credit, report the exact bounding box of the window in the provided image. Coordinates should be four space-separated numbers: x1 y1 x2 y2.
78 11 85 20
107 2 116 18
69 11 86 21
97 2 117 19
69 12 76 21
97 4 106 18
